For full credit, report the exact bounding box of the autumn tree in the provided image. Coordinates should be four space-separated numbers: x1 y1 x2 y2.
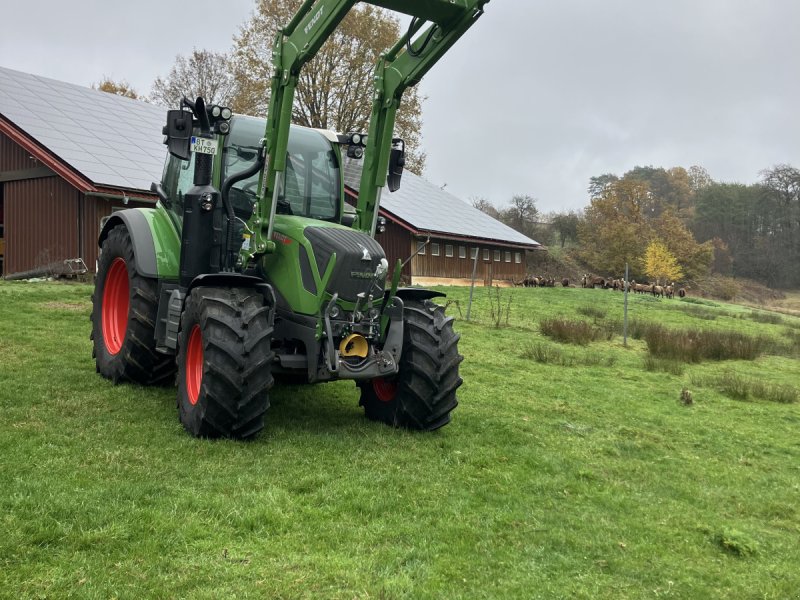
230 1 426 173
93 77 141 100
587 173 618 199
577 178 651 276
150 49 236 108
644 240 684 285
687 165 713 192
651 210 712 281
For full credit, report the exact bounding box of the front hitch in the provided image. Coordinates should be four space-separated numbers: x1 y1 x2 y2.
321 296 405 381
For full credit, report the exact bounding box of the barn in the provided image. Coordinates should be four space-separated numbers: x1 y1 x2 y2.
0 65 538 283
0 66 161 277
343 160 540 286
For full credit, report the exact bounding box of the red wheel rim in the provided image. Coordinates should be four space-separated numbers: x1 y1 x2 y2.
101 258 129 355
185 325 203 406
372 377 398 403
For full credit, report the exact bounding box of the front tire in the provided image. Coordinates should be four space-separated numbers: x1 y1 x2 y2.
177 286 274 439
359 298 463 431
91 224 175 385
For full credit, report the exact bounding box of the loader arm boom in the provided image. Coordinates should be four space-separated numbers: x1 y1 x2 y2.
253 0 489 252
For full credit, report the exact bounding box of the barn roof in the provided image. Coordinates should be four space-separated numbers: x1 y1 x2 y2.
0 65 165 192
343 157 539 248
0 65 539 248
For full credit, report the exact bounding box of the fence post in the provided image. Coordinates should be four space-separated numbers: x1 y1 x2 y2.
466 248 479 321
623 262 629 347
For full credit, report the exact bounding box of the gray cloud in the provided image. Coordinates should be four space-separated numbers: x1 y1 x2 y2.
3 0 797 214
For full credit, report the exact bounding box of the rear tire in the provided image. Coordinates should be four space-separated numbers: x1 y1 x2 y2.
359 298 463 430
177 286 274 440
91 224 175 385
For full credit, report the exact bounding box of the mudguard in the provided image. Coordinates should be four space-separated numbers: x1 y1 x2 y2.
392 287 446 303
98 208 180 279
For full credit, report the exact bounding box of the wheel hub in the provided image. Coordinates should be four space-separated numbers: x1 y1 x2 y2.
186 325 204 406
101 258 129 355
372 377 397 403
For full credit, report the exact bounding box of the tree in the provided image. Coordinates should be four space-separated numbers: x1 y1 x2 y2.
93 77 141 100
230 1 426 173
577 178 651 276
471 196 500 220
687 165 713 192
693 171 800 288
549 211 581 248
644 240 684 285
500 195 539 239
150 49 236 108
652 210 712 281
588 174 618 199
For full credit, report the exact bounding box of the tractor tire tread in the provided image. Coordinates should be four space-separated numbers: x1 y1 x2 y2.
360 298 462 431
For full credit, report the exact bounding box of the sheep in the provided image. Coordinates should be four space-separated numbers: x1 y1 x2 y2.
665 284 674 299
678 287 687 298
562 278 570 287
652 285 664 298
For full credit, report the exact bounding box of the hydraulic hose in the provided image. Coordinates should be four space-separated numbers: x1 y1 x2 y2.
220 147 266 270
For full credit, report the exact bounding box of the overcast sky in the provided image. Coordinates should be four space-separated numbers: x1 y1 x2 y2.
2 0 798 213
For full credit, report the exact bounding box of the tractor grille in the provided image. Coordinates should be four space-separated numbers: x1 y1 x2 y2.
304 227 386 302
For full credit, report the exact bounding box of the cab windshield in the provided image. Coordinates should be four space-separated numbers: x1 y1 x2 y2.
223 116 340 222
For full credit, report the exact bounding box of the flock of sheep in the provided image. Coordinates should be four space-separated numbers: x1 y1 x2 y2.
516 274 687 298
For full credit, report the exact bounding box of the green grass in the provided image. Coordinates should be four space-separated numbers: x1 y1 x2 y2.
2 281 800 598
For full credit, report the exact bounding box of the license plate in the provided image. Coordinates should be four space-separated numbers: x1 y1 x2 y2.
190 136 217 155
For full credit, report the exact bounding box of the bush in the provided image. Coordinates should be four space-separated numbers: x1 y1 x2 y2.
691 371 798 404
699 275 741 301
643 356 685 376
644 327 770 363
627 319 661 341
539 318 600 346
523 342 567 365
521 343 616 367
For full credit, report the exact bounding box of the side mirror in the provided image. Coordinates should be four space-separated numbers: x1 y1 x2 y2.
387 138 405 192
162 109 193 161
150 181 169 205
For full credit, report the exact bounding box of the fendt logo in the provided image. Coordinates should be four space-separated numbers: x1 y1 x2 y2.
304 7 324 35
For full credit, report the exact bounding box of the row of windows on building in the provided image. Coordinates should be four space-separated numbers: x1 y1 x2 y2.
417 241 522 264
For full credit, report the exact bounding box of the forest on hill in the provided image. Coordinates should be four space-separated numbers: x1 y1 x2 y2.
477 164 800 290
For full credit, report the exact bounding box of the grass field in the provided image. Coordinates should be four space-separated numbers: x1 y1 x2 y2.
1 280 799 598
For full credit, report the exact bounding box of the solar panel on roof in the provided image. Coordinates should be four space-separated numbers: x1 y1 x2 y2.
342 157 538 247
0 65 167 191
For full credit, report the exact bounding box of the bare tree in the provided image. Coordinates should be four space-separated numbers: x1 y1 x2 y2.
151 49 236 108
471 196 500 219
230 1 426 173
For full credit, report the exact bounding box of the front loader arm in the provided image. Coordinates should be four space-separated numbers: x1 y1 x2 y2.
252 0 489 254
355 0 489 234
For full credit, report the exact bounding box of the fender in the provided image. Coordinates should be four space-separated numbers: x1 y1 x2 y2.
188 273 273 296
99 208 180 279
392 287 446 303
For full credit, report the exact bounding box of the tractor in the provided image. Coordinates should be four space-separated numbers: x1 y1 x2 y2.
91 0 489 439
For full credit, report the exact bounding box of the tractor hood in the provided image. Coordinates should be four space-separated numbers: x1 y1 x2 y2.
302 225 386 303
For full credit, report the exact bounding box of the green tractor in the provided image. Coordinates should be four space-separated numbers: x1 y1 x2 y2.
90 0 489 439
